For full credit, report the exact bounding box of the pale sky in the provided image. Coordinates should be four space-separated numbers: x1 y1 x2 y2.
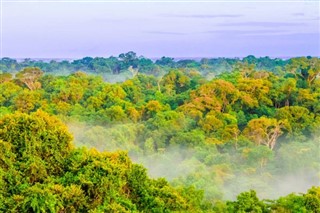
1 0 319 58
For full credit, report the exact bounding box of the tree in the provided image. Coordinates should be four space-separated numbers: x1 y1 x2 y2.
270 187 320 212
71 57 94 71
243 117 289 150
286 57 320 86
161 70 191 94
237 78 272 109
0 57 19 72
105 105 127 121
226 190 267 213
119 51 139 69
208 79 240 112
0 111 73 174
179 81 225 117
269 77 297 108
0 82 22 107
0 72 12 83
16 67 43 90
280 78 297 106
233 61 255 78
13 90 42 113
242 146 274 169
276 106 314 138
155 56 175 67
128 65 139 77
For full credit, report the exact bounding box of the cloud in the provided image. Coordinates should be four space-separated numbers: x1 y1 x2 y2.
251 32 319 38
219 21 305 28
90 18 124 23
160 14 244 19
292 13 305 16
203 29 289 36
143 31 187 35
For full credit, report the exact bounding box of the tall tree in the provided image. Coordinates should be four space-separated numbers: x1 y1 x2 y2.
16 67 43 90
243 117 289 150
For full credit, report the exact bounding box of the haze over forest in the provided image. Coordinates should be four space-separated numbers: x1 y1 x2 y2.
0 0 319 212
1 53 320 212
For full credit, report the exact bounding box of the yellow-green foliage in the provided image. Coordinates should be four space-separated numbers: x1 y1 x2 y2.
1 57 320 212
0 111 208 212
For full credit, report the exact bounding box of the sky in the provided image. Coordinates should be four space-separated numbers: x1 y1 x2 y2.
0 0 319 59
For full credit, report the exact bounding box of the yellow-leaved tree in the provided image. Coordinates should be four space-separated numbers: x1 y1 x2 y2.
243 117 290 150
16 67 43 90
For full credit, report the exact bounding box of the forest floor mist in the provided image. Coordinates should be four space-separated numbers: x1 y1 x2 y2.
65 120 320 201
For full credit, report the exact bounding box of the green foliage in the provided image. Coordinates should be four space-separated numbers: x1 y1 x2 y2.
0 112 207 212
269 187 320 213
226 190 268 213
0 55 319 211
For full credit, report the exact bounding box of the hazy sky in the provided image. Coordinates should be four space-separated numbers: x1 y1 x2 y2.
1 0 319 58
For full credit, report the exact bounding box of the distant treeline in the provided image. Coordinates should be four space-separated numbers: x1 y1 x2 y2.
1 52 294 75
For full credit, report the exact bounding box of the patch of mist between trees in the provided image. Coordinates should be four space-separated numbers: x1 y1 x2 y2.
222 136 320 200
222 169 320 201
130 146 201 181
43 69 75 77
65 121 200 179
65 120 320 201
100 72 132 83
40 67 226 84
136 148 320 201
42 70 132 83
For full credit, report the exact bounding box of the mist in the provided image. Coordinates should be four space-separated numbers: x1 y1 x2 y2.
65 119 320 201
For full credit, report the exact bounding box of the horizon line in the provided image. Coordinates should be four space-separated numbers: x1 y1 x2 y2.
2 55 319 60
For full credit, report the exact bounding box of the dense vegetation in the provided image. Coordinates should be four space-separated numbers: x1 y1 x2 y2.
0 111 211 212
0 53 319 212
0 53 289 78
